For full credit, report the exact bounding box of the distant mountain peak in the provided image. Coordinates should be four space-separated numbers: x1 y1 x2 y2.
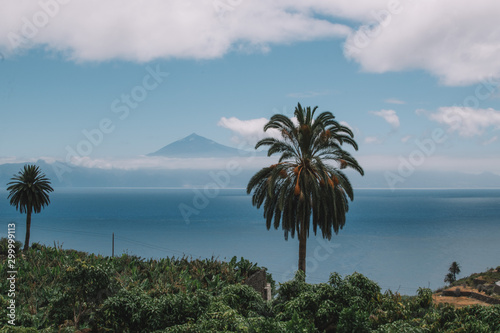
148 133 245 158
183 133 201 140
180 133 215 144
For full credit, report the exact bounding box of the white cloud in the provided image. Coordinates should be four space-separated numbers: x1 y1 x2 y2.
427 107 500 137
0 154 278 171
385 98 405 105
287 90 333 98
400 135 411 143
344 0 500 86
65 155 278 170
11 154 496 176
2 1 499 87
0 0 351 62
370 109 400 129
219 116 361 147
483 136 498 145
0 156 60 165
415 109 428 116
0 156 33 165
364 136 381 144
339 121 352 131
218 115 306 145
217 117 281 146
358 154 500 175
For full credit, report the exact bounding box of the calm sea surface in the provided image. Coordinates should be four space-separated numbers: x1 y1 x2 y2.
1 188 499 295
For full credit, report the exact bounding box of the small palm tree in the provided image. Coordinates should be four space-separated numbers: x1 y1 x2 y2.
444 261 461 284
247 103 363 274
444 272 455 284
7 164 54 251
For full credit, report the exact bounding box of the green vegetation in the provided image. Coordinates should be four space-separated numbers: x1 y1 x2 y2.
453 267 500 287
7 164 54 251
247 103 363 273
445 266 500 299
1 240 498 332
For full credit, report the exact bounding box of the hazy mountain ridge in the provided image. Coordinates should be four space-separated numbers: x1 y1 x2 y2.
349 171 500 189
1 134 500 189
0 160 255 188
1 159 499 189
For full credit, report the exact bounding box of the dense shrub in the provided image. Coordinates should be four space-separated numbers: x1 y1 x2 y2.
375 321 426 333
1 245 499 332
218 284 268 317
0 237 22 256
49 258 114 328
273 271 381 331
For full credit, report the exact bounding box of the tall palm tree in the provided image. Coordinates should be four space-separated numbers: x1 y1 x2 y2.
7 164 54 251
247 103 363 274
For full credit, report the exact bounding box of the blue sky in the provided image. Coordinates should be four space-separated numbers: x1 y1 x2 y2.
1 0 500 177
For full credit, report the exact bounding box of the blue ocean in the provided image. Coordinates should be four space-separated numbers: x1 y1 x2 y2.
1 188 499 295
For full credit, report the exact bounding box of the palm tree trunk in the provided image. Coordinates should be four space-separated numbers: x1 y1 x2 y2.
298 223 307 274
23 210 32 252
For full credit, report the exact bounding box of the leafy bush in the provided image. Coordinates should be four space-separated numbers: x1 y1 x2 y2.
0 237 22 256
219 284 267 317
375 321 426 333
0 327 51 333
30 242 44 251
273 271 382 332
337 305 371 333
94 287 155 331
2 244 499 332
415 287 433 309
49 258 114 328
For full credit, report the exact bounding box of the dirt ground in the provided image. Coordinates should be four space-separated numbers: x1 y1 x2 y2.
433 286 494 307
432 294 492 307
